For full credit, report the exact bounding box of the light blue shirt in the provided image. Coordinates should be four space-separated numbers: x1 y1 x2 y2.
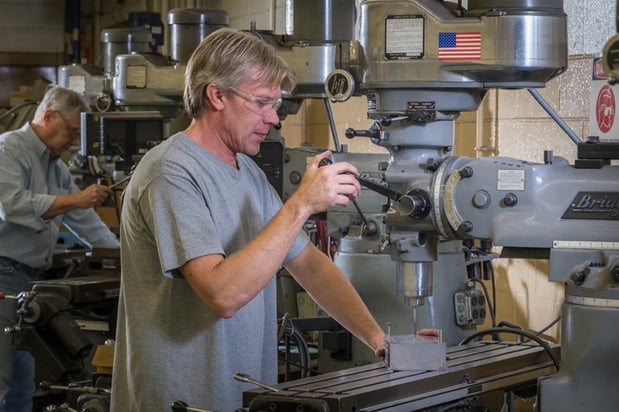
0 122 119 269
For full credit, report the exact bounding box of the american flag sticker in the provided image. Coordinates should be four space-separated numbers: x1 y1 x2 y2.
438 32 481 61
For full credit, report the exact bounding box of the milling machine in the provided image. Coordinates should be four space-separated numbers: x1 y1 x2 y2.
277 0 556 367
239 0 478 369
322 0 567 354
58 8 229 124
61 9 229 188
244 0 619 411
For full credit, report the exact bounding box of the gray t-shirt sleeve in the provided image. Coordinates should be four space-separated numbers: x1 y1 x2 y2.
144 163 224 277
140 139 308 278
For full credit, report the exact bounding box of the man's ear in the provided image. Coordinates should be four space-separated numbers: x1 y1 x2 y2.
205 84 225 111
42 108 55 126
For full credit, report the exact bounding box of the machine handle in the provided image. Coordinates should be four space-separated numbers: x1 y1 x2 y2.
171 400 217 412
0 291 18 300
318 157 402 201
0 290 36 301
233 373 279 392
317 158 378 235
320 158 432 219
345 127 379 139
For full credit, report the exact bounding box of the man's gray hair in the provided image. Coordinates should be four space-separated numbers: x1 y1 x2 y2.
183 28 296 119
33 86 90 120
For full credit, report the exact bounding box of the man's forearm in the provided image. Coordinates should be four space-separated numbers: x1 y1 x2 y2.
287 246 386 353
182 195 313 317
41 193 79 219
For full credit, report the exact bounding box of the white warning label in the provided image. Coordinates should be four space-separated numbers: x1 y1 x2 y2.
497 169 525 191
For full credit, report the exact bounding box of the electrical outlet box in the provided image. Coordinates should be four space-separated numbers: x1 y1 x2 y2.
454 289 486 326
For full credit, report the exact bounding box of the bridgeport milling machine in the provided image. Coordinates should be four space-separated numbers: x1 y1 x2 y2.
243 1 619 411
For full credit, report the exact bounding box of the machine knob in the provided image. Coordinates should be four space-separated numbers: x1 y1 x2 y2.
459 221 474 233
396 189 432 219
544 150 554 164
459 166 474 178
472 190 491 209
95 93 112 112
570 270 586 286
503 193 518 207
288 171 302 185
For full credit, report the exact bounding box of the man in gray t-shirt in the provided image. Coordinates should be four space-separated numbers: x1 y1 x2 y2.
111 28 386 411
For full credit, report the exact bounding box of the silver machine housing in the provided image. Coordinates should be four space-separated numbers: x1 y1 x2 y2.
58 8 230 180
246 0 619 411
58 8 230 120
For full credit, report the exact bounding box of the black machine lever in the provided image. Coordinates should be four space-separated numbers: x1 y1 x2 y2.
345 127 380 139
233 373 279 392
319 158 431 220
171 400 216 412
317 158 379 235
319 158 403 201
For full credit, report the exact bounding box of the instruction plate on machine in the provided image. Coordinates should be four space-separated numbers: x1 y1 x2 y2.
497 169 525 191
385 15 424 60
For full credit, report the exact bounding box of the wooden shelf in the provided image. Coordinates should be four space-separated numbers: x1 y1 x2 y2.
0 52 65 67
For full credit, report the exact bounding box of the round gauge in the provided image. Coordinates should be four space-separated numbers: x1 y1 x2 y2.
325 69 355 102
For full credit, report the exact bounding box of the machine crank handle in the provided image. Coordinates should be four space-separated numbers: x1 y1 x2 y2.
318 158 377 235
109 174 132 189
356 175 403 202
43 403 79 412
2 290 36 334
345 127 380 140
0 291 34 300
3 324 21 334
171 400 217 412
319 158 431 219
319 156 402 201
350 197 378 235
355 176 433 221
233 372 279 392
0 292 19 300
0 291 18 300
40 381 109 395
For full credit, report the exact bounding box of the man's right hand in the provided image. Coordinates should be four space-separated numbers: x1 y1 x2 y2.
78 184 113 208
42 184 113 219
291 151 362 217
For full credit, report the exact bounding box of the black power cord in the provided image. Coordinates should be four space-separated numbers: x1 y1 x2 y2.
459 327 560 372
